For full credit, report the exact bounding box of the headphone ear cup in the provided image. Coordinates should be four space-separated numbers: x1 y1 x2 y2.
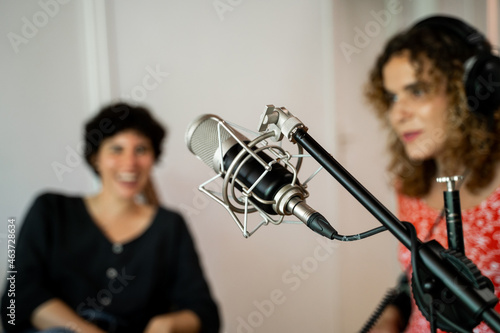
464 53 500 117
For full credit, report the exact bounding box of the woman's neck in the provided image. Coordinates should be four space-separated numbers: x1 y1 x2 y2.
87 191 141 220
84 191 155 244
424 161 500 211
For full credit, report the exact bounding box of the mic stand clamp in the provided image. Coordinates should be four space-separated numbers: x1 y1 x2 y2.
258 105 307 142
411 240 496 331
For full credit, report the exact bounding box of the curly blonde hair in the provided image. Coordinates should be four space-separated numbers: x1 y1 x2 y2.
365 25 500 197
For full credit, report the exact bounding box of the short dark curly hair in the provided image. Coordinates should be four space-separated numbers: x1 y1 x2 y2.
83 102 167 174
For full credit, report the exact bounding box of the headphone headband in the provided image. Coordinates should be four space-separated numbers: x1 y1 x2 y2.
411 15 500 118
413 16 489 52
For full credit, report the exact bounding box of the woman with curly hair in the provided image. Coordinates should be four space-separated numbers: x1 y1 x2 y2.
365 15 500 332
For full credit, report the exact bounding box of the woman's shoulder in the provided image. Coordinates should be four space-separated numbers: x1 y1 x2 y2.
26 191 83 211
20 192 85 237
29 191 83 209
396 191 426 209
154 205 186 225
151 205 195 236
23 192 86 225
154 203 182 216
33 190 82 200
475 183 500 210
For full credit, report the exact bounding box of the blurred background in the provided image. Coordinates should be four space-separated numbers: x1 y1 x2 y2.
1 0 498 332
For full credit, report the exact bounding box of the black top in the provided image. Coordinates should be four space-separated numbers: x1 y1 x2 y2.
1 193 220 332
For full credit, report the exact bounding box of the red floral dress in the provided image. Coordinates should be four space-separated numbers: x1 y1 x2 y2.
397 187 500 332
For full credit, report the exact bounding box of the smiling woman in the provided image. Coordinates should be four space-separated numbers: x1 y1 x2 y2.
1 103 220 333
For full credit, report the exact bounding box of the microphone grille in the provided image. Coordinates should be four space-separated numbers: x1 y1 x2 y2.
185 114 232 170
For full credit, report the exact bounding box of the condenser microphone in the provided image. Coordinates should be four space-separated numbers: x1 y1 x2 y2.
186 114 337 239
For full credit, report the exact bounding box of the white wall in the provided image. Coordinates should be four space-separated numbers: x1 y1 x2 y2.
0 0 497 332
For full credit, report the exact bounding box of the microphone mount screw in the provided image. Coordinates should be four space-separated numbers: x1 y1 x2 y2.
436 175 463 192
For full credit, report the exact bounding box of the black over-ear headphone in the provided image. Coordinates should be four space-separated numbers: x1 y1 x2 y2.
412 15 500 118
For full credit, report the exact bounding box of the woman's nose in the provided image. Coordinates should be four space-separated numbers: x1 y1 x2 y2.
389 96 412 124
122 150 139 166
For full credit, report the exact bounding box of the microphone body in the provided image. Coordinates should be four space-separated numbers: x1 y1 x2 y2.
222 142 295 215
186 114 336 238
